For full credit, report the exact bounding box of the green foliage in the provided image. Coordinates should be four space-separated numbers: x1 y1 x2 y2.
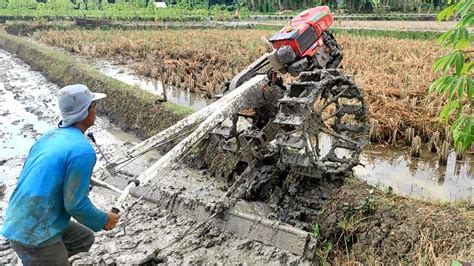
429 0 473 151
44 0 75 10
317 241 334 265
0 0 452 18
355 196 377 215
312 223 320 238
7 0 37 10
0 0 6 9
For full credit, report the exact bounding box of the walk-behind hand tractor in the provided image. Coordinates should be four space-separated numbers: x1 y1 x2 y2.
94 6 368 231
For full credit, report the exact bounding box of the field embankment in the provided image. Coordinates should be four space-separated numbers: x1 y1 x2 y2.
314 179 473 264
0 31 192 139
333 20 457 31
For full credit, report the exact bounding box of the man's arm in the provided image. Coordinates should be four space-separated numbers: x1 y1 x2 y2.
63 153 108 232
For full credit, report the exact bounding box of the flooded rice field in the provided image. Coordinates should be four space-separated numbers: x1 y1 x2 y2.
95 60 212 111
355 145 472 202
0 48 303 264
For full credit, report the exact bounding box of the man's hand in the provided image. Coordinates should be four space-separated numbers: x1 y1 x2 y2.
104 211 120 230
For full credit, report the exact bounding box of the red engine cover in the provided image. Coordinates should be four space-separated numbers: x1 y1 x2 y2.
269 6 333 58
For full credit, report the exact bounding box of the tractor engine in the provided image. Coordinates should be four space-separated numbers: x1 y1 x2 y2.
268 6 343 75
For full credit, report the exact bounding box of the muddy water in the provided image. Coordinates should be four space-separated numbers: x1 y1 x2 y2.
0 49 302 264
354 145 473 202
95 60 212 111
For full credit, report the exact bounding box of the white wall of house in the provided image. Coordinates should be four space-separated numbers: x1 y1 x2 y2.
154 1 167 8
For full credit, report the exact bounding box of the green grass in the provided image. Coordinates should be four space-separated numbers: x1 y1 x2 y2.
0 6 241 22
332 28 443 40
162 102 193 115
252 24 443 40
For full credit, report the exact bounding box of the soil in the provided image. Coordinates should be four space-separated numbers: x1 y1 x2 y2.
315 180 473 264
0 48 305 264
68 188 304 265
190 134 473 264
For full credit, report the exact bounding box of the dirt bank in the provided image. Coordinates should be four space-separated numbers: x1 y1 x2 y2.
0 30 192 140
315 179 473 264
242 170 473 264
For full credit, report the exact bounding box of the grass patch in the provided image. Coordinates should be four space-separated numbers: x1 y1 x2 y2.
162 102 193 116
252 25 444 40
332 28 443 40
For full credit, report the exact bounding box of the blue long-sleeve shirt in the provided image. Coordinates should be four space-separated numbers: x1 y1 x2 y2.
1 127 108 247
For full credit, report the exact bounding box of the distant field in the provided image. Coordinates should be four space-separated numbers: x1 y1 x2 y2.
32 29 445 141
254 20 457 32
333 20 464 32
333 20 457 31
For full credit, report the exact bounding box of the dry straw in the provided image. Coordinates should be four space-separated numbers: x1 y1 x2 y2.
34 29 445 143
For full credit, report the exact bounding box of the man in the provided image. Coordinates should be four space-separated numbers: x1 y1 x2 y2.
1 84 120 265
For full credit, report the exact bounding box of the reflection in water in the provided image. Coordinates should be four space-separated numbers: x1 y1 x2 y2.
355 145 473 202
95 61 212 111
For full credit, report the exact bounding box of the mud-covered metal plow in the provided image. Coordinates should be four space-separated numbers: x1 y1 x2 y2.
95 6 368 217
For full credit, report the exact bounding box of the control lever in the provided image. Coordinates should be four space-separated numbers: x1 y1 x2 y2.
87 132 110 164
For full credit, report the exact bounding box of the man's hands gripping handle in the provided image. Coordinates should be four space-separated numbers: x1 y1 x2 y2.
104 210 120 230
104 179 140 230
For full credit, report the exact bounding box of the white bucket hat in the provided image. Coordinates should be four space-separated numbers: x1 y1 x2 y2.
57 84 106 128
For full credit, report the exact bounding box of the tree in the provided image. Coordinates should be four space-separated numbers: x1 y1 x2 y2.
429 0 473 153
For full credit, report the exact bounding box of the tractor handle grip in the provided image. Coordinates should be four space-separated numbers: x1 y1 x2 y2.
87 132 96 143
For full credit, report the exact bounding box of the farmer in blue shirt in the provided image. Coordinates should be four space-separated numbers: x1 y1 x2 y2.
2 84 120 265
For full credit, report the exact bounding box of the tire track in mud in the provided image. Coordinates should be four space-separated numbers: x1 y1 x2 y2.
0 48 304 264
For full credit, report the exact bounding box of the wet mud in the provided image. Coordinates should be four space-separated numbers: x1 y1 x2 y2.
70 188 303 265
0 48 305 264
0 48 143 263
0 31 190 141
190 135 473 264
